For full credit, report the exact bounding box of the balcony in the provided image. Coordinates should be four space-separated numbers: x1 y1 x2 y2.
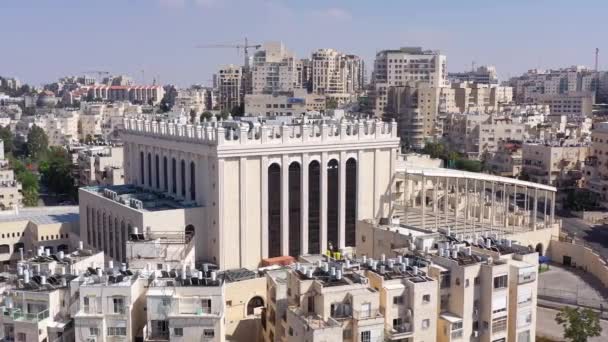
1 307 49 323
518 272 536 284
385 323 413 340
451 329 463 339
352 308 383 321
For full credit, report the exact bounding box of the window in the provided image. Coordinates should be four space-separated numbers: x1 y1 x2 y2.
492 317 507 332
517 288 533 306
173 328 183 336
440 272 451 288
89 327 99 336
360 331 371 342
107 327 127 336
162 298 171 307
517 310 533 328
422 319 430 329
83 297 90 313
517 330 531 342
393 296 404 305
422 294 431 303
203 329 215 338
112 297 125 314
493 275 508 289
474 277 480 285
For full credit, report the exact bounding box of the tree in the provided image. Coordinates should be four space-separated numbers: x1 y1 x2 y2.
231 103 244 117
555 307 602 342
0 126 14 154
10 156 39 206
39 147 76 199
26 125 49 160
189 109 197 124
218 109 230 120
422 141 445 159
200 111 213 122
326 97 338 110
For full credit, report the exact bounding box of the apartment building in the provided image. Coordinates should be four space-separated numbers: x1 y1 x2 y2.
102 117 398 270
87 85 165 105
586 122 608 204
144 266 225 341
73 265 149 342
125 230 195 271
486 141 523 178
265 256 385 342
251 42 300 94
371 47 447 116
244 90 326 116
216 65 243 111
386 81 457 149
428 238 538 342
311 48 364 98
522 141 589 190
448 65 499 85
81 101 142 141
451 83 514 114
15 111 80 146
443 114 530 159
77 145 124 186
174 87 214 114
535 91 594 118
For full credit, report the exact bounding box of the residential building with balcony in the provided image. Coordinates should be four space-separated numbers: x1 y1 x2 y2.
311 48 364 101
73 265 149 342
216 65 243 112
77 145 124 186
586 122 608 206
244 90 325 117
486 141 523 178
522 141 589 192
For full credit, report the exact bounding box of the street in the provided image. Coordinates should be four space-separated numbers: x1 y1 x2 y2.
558 215 608 260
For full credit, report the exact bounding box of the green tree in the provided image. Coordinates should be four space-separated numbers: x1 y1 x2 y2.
189 109 197 124
9 156 39 206
39 147 76 199
0 126 14 154
218 109 230 120
326 97 338 110
555 307 602 342
26 125 49 161
231 103 244 117
200 111 213 122
422 141 445 159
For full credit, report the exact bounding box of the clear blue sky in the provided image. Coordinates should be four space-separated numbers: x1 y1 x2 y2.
1 0 606 87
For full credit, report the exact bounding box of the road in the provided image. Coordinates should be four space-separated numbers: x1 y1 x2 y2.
558 215 608 261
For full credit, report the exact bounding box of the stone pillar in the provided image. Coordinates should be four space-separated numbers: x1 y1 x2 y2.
464 178 469 234
338 152 346 249
444 177 449 227
301 155 309 255
544 190 549 229
421 175 426 230
490 182 496 229
261 156 269 259
550 191 555 224
239 157 247 266
281 156 289 256
433 176 439 231
320 153 328 253
533 188 538 231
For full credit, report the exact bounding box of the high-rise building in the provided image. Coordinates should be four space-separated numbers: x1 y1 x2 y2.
216 65 243 111
251 42 299 94
371 47 447 116
448 65 499 85
311 49 364 99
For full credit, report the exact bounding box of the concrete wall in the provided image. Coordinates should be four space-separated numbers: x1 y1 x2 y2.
548 240 608 287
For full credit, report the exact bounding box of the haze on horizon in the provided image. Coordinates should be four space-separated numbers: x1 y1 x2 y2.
1 0 606 87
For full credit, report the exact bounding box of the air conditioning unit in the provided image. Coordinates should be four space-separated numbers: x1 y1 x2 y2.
473 330 479 338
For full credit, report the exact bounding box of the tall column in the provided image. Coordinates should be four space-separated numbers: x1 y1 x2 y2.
301 155 309 255
185 154 192 200
404 173 410 225
239 157 247 266
454 178 459 222
444 177 449 227
320 153 328 253
550 192 555 224
261 156 269 259
533 188 538 231
503 183 508 228
464 178 469 235
281 156 289 256
421 175 426 230
338 153 346 249
490 182 496 230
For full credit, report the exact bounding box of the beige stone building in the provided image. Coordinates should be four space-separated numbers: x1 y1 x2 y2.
251 42 300 94
451 82 513 114
522 141 588 190
371 47 447 116
586 122 608 205
311 48 364 98
535 91 594 118
94 118 399 271
77 145 124 186
216 65 243 112
244 91 325 116
486 142 523 177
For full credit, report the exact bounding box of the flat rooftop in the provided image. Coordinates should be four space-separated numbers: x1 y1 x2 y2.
0 206 79 225
82 185 200 212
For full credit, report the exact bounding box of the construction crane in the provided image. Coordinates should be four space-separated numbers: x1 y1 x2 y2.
196 38 261 69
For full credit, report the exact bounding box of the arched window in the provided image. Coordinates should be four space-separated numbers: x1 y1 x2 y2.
102 213 107 252
140 151 144 185
268 163 281 258
172 158 177 193
108 215 114 257
96 210 102 249
185 224 195 242
86 206 91 245
308 161 321 254
190 161 196 201
155 155 160 188
288 162 301 257
327 159 339 250
345 158 357 247
147 153 152 186
181 160 186 197
163 156 168 191
121 221 127 263
247 296 265 316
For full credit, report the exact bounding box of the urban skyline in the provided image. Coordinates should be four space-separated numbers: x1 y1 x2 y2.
2 0 608 86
